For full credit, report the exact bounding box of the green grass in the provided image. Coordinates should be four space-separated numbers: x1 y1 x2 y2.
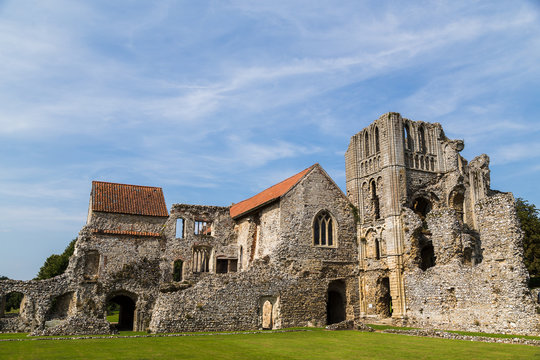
440 329 540 341
366 323 418 331
107 310 119 323
0 329 538 360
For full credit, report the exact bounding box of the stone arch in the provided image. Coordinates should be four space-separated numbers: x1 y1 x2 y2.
106 291 137 331
327 280 346 325
411 197 432 218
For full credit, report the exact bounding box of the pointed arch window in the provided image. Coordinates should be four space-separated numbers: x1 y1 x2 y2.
419 126 426 153
313 210 336 247
375 127 380 153
404 123 413 150
364 132 370 157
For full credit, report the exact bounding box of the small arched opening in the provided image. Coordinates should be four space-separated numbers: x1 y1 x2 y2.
374 239 381 260
420 243 436 271
106 293 136 331
46 292 75 321
327 280 346 325
412 197 432 218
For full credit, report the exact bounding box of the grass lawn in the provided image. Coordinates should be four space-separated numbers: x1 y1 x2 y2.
107 310 119 323
0 329 538 360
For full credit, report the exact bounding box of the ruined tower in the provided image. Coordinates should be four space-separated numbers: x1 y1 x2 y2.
345 113 536 333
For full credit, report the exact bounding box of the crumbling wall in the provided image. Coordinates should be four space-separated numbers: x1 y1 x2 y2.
403 193 539 335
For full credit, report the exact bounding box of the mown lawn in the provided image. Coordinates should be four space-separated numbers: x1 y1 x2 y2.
0 329 538 360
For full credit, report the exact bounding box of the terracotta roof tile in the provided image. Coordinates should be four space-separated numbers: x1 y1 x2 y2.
91 181 168 217
91 229 162 237
230 164 316 219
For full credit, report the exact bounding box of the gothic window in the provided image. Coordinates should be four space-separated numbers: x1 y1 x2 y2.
175 218 184 238
404 123 413 150
364 131 370 157
371 181 380 220
419 126 426 153
375 127 380 153
313 210 335 247
192 246 211 273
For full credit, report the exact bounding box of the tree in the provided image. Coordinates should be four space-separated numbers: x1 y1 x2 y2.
0 276 8 280
515 198 540 281
35 239 77 280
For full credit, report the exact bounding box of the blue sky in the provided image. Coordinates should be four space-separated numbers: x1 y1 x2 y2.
1 0 540 280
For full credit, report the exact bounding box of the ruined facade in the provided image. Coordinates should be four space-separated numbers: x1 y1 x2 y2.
1 113 538 336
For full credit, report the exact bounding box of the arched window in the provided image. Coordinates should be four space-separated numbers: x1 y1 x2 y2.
375 127 380 153
371 181 380 220
419 126 426 153
404 123 413 150
364 132 370 157
313 211 335 247
374 238 381 260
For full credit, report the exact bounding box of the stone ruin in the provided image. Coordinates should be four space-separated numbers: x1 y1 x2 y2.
1 112 538 336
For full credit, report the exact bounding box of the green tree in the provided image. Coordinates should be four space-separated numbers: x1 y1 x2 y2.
0 276 8 280
515 198 540 281
35 239 77 280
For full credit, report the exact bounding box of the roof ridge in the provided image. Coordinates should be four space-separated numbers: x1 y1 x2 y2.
92 180 163 190
229 164 317 219
232 164 317 206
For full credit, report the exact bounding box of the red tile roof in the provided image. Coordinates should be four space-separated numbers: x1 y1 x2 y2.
230 164 316 219
91 181 168 217
91 229 162 237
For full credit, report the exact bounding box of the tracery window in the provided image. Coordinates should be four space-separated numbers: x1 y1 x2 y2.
313 210 335 247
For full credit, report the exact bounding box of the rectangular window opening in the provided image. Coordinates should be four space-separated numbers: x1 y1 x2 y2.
194 220 211 236
176 218 185 239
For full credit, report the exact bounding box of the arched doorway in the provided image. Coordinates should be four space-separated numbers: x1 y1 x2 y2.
327 280 346 325
107 293 136 331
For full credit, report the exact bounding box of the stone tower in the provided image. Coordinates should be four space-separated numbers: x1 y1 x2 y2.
344 112 522 325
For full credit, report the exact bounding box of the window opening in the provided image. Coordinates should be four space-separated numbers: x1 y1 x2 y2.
420 243 436 270
371 181 380 220
314 211 334 246
194 220 211 236
419 126 426 153
375 238 381 260
175 218 185 238
375 127 380 153
404 124 413 150
364 131 370 157
2 292 23 318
